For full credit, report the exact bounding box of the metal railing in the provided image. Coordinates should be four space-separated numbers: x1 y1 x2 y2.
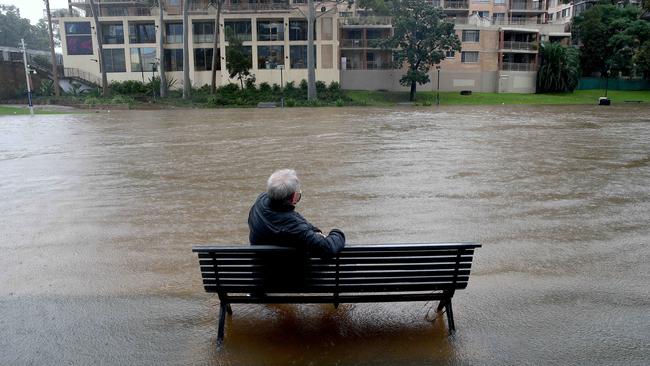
338 16 392 26
224 2 291 11
444 0 470 9
501 62 536 71
502 41 537 50
339 39 383 48
510 2 545 10
64 67 102 86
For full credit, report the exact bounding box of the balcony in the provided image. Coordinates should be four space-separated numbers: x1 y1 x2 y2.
444 0 470 9
502 41 537 51
223 1 291 12
509 1 546 13
501 62 536 71
339 39 383 49
339 16 392 27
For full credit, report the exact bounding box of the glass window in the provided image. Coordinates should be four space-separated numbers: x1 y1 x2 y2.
102 48 126 72
193 21 214 43
258 45 284 69
461 51 479 63
102 23 124 44
289 45 316 69
257 19 284 41
462 30 480 42
289 20 307 41
130 47 156 72
224 20 252 42
65 22 93 55
321 17 333 40
194 48 220 71
164 49 183 71
494 0 505 3
493 13 505 23
445 50 456 58
165 23 183 44
129 23 156 44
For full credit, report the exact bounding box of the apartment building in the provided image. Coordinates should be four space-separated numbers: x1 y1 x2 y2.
58 0 570 93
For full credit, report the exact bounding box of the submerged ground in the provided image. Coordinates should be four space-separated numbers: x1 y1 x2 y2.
1 106 649 365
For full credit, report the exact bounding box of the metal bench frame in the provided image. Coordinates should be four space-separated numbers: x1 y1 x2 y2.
192 242 481 344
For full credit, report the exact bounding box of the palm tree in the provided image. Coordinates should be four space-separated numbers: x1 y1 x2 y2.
182 0 190 99
88 0 109 97
44 0 60 96
158 0 167 97
210 0 223 94
537 41 581 93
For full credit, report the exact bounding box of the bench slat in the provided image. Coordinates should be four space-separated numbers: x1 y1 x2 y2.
199 262 472 272
200 269 471 279
204 276 470 285
202 282 468 293
193 242 481 253
197 249 474 259
202 256 474 266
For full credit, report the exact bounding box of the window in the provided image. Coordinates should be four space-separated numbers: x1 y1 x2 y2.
462 30 480 42
474 11 489 18
321 17 333 40
101 48 126 72
493 13 506 23
130 47 156 72
258 45 284 69
194 48 220 71
164 49 183 71
166 23 183 44
461 51 479 63
321 44 332 68
561 8 570 17
65 22 93 55
257 19 284 41
129 23 156 44
193 21 214 43
102 23 124 44
445 50 456 58
224 20 252 42
289 20 308 41
289 45 312 69
494 0 505 3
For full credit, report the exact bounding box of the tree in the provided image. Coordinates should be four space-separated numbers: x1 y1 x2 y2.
157 0 167 97
182 0 191 98
572 4 646 77
210 0 223 94
0 5 50 50
634 41 650 79
88 0 109 97
380 0 460 101
536 42 581 93
225 31 253 89
44 0 60 96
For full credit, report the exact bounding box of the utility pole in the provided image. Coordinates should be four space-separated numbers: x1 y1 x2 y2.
307 0 316 100
21 39 34 116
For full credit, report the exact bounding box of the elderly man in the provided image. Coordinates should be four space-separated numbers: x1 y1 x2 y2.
248 169 345 257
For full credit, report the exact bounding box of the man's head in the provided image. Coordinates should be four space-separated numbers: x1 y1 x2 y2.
267 169 301 205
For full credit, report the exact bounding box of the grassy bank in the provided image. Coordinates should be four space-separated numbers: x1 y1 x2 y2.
0 106 68 116
346 90 650 106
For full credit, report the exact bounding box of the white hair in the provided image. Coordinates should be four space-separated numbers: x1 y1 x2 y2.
267 169 300 202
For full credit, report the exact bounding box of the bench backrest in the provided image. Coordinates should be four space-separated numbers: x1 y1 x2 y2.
193 243 481 296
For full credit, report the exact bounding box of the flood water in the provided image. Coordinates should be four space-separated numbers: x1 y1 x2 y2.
1 105 649 365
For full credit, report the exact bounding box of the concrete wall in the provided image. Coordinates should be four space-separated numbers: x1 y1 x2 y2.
341 69 498 92
497 71 537 93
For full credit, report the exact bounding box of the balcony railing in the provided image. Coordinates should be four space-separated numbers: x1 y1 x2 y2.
339 39 383 48
338 16 392 26
501 62 536 71
224 1 291 11
64 67 102 87
444 0 470 9
510 2 545 11
343 61 394 70
451 16 548 26
502 41 537 50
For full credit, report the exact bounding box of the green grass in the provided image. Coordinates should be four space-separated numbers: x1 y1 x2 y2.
345 90 650 106
0 106 67 115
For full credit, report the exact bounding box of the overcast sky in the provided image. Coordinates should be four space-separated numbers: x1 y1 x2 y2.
1 0 71 25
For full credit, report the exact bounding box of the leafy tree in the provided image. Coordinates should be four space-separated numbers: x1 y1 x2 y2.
0 5 50 50
225 30 254 89
572 4 647 77
380 0 460 101
634 41 650 79
536 42 581 93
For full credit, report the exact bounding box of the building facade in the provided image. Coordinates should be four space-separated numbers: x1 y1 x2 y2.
58 0 571 93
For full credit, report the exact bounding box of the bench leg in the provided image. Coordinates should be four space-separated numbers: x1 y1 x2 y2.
226 304 233 315
217 302 228 345
445 299 455 334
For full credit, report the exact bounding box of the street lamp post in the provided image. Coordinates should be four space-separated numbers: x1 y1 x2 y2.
277 64 284 108
20 39 34 116
436 65 441 106
150 61 157 100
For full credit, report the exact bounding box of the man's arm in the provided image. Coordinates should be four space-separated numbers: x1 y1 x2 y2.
291 223 345 258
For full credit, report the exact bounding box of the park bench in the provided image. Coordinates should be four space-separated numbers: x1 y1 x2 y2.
192 242 481 344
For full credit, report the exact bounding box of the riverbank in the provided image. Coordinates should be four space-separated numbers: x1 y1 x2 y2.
2 90 648 114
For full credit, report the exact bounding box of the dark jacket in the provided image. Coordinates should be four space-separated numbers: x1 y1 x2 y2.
248 193 345 257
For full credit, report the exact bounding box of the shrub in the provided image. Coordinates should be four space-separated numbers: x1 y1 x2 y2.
245 76 256 90
84 96 100 106
328 81 341 92
37 79 54 96
422 100 432 106
285 98 296 107
271 83 281 93
110 94 135 105
110 80 148 95
335 98 345 107
315 80 327 94
259 82 271 93
299 79 308 91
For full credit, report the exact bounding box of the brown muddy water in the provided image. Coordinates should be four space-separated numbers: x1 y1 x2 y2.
1 106 649 365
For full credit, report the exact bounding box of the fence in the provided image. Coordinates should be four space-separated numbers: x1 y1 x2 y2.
577 77 650 91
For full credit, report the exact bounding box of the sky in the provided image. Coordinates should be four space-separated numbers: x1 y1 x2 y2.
1 0 71 25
